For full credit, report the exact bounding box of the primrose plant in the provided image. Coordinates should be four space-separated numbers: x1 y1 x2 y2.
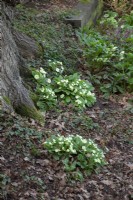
54 73 96 108
44 134 106 180
99 11 119 29
32 61 96 110
48 60 64 74
78 30 119 68
32 67 57 110
78 11 133 96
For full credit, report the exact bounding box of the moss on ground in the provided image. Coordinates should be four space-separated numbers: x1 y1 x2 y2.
13 5 80 72
16 104 44 123
2 96 12 106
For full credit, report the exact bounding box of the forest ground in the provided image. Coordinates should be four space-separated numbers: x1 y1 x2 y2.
1 93 133 200
0 1 133 200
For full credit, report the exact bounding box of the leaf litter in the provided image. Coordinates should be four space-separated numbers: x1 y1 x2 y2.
0 93 133 200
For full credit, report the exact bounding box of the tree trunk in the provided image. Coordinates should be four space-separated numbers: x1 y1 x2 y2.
3 0 30 6
0 1 43 121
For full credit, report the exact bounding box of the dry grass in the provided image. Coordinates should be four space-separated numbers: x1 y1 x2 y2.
104 0 133 15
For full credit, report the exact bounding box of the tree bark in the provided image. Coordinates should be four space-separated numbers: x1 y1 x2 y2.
3 0 30 6
13 29 39 59
0 1 43 121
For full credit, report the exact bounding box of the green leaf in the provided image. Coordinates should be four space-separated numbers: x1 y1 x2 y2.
65 96 71 103
73 171 84 181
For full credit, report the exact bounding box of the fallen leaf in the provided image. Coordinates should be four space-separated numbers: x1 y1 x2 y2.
0 156 5 161
59 173 66 187
101 180 114 186
11 182 19 187
24 157 30 161
36 159 50 166
125 163 133 170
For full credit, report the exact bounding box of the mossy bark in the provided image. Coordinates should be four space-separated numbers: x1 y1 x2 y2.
2 96 12 106
4 0 30 6
16 105 44 123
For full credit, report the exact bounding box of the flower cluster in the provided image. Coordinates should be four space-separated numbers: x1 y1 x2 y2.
37 86 57 110
100 11 118 28
33 67 47 80
78 30 119 66
48 60 64 74
54 73 96 108
38 87 56 99
119 50 125 61
93 43 119 63
32 66 96 110
78 18 133 95
32 68 56 110
44 134 106 178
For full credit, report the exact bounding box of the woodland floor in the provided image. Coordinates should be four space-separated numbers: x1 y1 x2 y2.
25 0 78 10
0 94 133 200
0 1 133 200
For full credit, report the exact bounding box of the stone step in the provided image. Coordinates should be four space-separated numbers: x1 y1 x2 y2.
65 0 103 28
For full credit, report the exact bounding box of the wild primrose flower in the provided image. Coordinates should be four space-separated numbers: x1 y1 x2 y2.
47 79 51 83
82 146 87 151
75 99 82 104
58 136 63 141
121 25 125 29
76 135 82 139
40 87 44 92
69 86 74 90
119 51 125 60
60 94 65 98
56 68 60 72
92 150 96 153
72 149 76 153
94 158 101 163
87 91 93 96
55 149 60 152
34 74 39 80
112 46 117 51
40 67 47 75
82 139 87 144
57 61 63 65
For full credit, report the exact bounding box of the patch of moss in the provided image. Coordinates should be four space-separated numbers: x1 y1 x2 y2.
16 104 44 123
85 0 103 28
96 0 103 17
30 92 38 105
3 96 12 106
80 0 91 4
